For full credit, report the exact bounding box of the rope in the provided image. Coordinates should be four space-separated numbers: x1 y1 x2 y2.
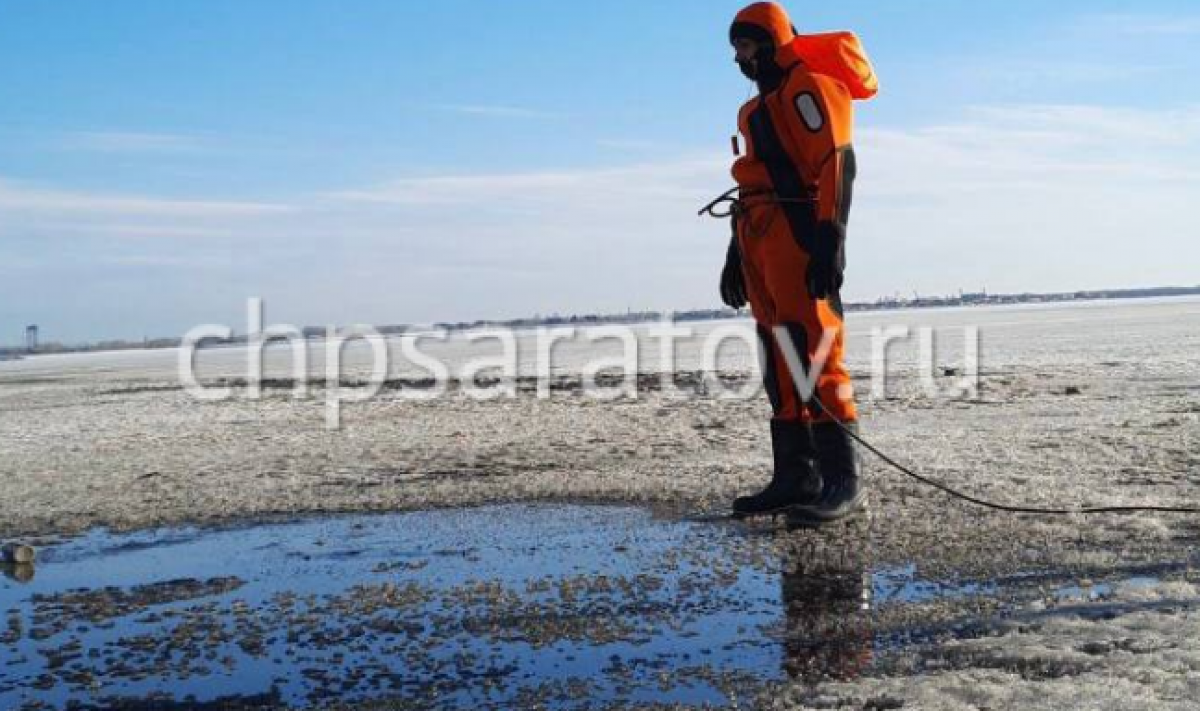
815 397 1200 516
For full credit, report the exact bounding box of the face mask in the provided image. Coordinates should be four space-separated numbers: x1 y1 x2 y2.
737 57 759 80
734 44 782 79
742 46 784 87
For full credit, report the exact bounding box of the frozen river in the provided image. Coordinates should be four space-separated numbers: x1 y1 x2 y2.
3 297 1200 710
3 297 1199 384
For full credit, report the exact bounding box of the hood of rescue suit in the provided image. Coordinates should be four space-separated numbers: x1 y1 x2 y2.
730 2 797 57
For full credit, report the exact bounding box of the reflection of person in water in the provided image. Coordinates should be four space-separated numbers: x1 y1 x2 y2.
777 546 873 682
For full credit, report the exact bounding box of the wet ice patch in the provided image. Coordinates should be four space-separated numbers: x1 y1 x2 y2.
5 505 1186 709
1 505 877 709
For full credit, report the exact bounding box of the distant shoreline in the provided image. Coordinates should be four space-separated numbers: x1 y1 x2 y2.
5 285 1199 358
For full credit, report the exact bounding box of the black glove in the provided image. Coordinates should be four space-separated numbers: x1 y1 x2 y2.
805 221 846 300
720 233 748 309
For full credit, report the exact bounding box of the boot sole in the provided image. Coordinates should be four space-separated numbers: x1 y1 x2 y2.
785 494 869 527
731 501 822 521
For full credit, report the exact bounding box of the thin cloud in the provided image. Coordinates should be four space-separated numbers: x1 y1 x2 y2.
597 138 663 151
0 178 293 217
61 131 209 153
964 104 1200 147
99 254 206 268
430 103 563 120
325 156 727 208
1079 13 1200 36
860 103 1200 200
960 59 1163 86
27 222 238 239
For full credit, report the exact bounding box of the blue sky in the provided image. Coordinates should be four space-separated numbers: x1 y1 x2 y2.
2 1 1199 343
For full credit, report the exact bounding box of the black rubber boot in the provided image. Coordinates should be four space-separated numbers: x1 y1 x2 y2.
733 420 823 518
788 421 865 526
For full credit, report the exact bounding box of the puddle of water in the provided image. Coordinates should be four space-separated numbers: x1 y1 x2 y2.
1053 575 1162 603
0 505 978 710
872 564 995 606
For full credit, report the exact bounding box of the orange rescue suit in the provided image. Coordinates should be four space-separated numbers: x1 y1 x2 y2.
730 2 877 424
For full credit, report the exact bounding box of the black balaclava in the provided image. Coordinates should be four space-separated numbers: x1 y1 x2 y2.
729 21 786 93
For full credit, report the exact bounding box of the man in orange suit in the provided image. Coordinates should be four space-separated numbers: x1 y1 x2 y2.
720 2 877 524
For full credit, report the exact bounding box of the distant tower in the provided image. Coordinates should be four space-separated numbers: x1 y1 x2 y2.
25 325 38 352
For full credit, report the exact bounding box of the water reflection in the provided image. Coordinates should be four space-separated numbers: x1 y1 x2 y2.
0 507 1011 708
777 542 873 683
1 563 34 583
